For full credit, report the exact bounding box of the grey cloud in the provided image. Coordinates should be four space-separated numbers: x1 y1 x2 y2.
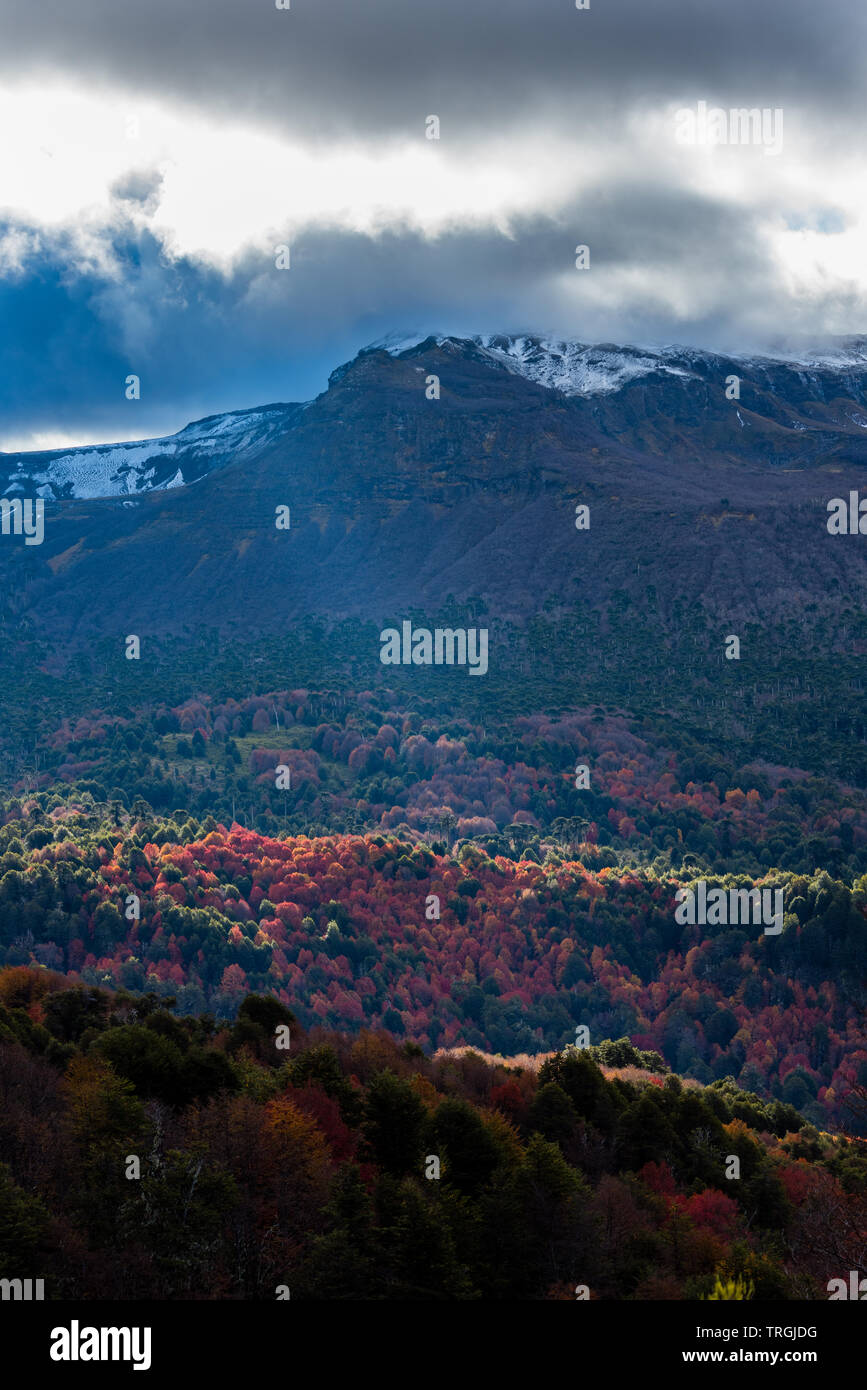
0 0 863 442
3 176 849 448
110 168 164 209
0 0 863 143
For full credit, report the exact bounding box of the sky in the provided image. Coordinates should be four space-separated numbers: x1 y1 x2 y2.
0 0 865 449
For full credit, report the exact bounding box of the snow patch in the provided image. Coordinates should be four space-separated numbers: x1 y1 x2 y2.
0 404 300 501
377 332 867 398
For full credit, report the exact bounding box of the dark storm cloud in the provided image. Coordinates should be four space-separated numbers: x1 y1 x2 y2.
0 0 863 445
0 0 862 142
0 177 804 447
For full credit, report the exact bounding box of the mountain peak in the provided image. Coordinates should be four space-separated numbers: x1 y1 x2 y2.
367 331 867 398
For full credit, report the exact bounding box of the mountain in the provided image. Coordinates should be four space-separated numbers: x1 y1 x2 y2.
3 333 867 650
0 402 303 502
379 331 867 400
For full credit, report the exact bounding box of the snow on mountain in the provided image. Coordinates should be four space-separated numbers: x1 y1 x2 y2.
11 332 867 504
378 332 867 397
375 332 720 395
758 337 867 369
0 403 300 502
472 334 697 394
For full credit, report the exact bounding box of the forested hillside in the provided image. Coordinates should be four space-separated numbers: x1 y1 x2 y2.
2 346 866 1301
1 782 864 1133
2 966 864 1300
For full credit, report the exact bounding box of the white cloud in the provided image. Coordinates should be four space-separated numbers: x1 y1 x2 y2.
2 79 866 327
0 81 605 264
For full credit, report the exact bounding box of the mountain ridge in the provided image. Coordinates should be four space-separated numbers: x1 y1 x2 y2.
0 401 304 503
9 331 867 505
3 332 867 651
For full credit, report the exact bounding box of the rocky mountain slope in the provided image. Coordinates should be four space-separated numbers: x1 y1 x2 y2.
3 335 867 649
0 403 303 501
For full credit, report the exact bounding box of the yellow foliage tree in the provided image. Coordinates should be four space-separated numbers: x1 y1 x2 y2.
700 1272 755 1301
